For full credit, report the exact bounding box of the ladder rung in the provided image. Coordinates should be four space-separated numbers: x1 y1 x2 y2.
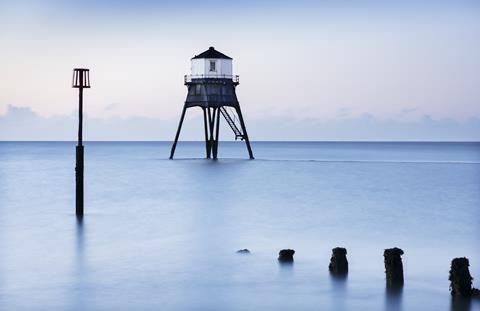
220 107 243 138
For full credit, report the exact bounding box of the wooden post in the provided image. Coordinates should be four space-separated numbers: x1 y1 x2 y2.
278 249 295 262
384 248 404 288
449 257 474 297
329 247 348 275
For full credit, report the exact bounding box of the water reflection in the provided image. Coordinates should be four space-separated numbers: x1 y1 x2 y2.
76 216 84 260
278 261 294 274
450 297 472 311
71 215 86 310
329 273 348 290
329 273 348 310
1 142 479 309
385 285 403 311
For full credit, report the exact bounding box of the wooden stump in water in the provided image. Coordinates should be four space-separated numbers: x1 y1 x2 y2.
384 248 404 288
278 249 295 262
449 257 473 297
329 247 348 274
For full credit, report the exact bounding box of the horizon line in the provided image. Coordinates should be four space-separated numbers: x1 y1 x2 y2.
1 140 479 143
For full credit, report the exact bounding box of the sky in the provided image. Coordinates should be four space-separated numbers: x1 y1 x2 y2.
1 0 479 140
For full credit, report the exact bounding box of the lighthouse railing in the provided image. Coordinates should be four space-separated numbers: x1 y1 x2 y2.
184 74 239 84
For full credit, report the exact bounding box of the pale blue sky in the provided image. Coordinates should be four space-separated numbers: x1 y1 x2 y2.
1 0 479 140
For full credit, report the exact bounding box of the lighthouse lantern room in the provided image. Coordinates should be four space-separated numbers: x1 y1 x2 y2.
169 47 254 159
190 48 233 79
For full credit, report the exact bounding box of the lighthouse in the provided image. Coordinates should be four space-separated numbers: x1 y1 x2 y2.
169 47 254 159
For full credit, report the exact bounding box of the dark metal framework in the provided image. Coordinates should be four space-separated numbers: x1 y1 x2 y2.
72 68 90 217
170 76 254 159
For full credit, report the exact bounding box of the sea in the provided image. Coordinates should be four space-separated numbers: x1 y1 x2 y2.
0 141 479 310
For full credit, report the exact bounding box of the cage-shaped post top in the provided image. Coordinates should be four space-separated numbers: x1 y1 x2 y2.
72 68 91 88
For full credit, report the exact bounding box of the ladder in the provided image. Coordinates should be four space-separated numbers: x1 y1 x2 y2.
219 107 244 140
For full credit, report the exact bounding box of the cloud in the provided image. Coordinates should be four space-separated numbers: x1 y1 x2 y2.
336 108 350 118
1 105 479 141
104 103 120 111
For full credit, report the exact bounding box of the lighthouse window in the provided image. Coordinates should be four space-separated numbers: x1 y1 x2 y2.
209 61 216 72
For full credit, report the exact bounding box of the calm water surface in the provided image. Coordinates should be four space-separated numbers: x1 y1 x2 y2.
0 142 479 310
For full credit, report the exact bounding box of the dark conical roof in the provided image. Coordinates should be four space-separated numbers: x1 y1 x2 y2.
192 46 232 60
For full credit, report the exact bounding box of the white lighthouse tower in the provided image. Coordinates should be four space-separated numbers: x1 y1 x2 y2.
190 47 233 79
169 47 254 159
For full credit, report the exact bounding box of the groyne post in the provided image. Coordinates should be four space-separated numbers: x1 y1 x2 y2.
329 247 348 274
449 257 473 297
278 249 295 262
384 248 404 287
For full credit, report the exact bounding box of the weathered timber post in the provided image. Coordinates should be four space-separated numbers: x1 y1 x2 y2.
449 257 474 297
278 249 295 262
384 247 404 288
329 247 348 274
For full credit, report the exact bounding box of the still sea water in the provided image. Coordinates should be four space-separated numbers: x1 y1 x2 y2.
0 141 479 311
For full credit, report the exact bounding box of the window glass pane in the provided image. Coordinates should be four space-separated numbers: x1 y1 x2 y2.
209 61 216 72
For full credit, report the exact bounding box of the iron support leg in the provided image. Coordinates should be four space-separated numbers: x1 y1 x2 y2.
170 106 187 159
203 108 210 158
235 107 254 159
207 108 213 158
213 107 221 159
209 108 217 159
